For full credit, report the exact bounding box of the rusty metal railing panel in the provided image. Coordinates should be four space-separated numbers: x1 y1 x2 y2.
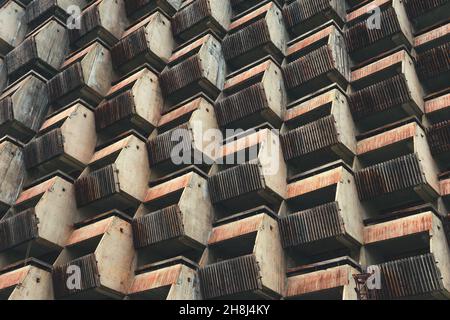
147 123 192 167
355 153 425 201
281 115 339 161
417 42 450 81
348 74 412 121
283 0 332 32
111 28 148 69
0 96 14 126
132 204 184 249
160 55 203 97
345 7 401 54
199 254 262 299
172 0 211 38
47 62 85 103
404 0 448 20
279 202 345 248
222 18 271 62
24 128 64 169
282 44 334 90
427 120 450 156
208 162 265 205
0 209 39 252
215 83 268 127
374 253 444 299
68 4 101 45
95 90 136 131
53 253 101 299
74 164 120 207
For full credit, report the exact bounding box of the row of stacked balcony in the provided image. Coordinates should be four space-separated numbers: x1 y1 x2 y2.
0 0 449 300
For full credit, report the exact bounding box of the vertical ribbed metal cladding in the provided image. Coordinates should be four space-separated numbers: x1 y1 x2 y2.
53 254 101 298
25 0 57 24
132 204 184 249
23 128 65 169
208 162 265 204
95 90 136 131
0 209 39 252
345 7 401 54
68 4 101 44
74 164 120 207
281 115 338 161
5 37 38 76
0 96 14 125
214 83 268 127
199 254 262 299
111 27 148 68
125 0 149 17
373 253 444 300
404 0 448 20
282 45 334 90
172 0 211 38
354 153 426 201
222 18 271 62
283 0 332 31
348 74 412 121
427 120 450 156
47 62 85 103
279 202 344 248
160 55 203 97
147 124 192 167
416 43 450 81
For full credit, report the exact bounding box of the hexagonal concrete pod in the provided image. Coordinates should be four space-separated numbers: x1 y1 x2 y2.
147 94 219 178
282 85 356 172
0 0 27 55
5 18 69 81
0 72 49 142
283 22 350 98
199 209 285 299
171 0 231 41
208 128 287 216
349 49 424 131
0 175 80 269
127 257 199 300
124 0 182 20
47 41 114 109
215 58 286 130
136 168 213 264
0 259 53 300
362 211 450 299
95 67 163 139
222 1 288 70
68 0 129 48
25 0 89 30
23 102 96 178
52 213 135 299
160 33 226 107
111 10 174 74
283 0 346 37
345 0 414 62
0 137 26 215
74 133 150 217
285 257 360 300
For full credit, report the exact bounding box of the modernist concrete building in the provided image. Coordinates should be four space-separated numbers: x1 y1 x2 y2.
0 0 449 300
